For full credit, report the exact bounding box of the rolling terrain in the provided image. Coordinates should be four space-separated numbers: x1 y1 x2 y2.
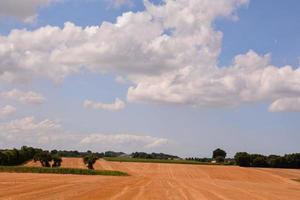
0 158 299 200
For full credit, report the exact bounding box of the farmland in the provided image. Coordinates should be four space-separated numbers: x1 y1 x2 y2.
0 157 299 200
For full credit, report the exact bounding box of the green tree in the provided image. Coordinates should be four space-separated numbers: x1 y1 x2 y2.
212 148 227 159
215 156 225 163
251 155 268 167
52 155 62 167
234 152 251 167
83 155 98 170
34 151 52 167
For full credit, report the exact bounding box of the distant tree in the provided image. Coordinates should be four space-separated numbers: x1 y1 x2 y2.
212 148 227 159
52 155 62 167
215 156 225 163
251 155 268 167
234 152 251 167
34 151 52 167
51 150 58 155
83 155 98 170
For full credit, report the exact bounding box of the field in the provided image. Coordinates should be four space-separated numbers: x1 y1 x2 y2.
0 157 299 200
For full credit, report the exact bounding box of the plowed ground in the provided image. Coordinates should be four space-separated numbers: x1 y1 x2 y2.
0 158 299 200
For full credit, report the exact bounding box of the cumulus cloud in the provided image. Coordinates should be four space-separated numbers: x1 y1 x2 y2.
0 0 57 23
0 105 16 117
1 89 45 105
84 98 125 111
0 116 73 147
0 116 61 135
0 116 170 150
1 0 300 111
269 98 300 112
80 133 169 148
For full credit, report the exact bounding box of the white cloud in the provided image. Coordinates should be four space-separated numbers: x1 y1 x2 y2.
0 116 73 147
1 0 300 112
80 133 169 148
106 0 133 8
0 105 16 117
84 98 125 111
1 89 45 105
0 116 170 150
0 0 57 23
0 116 61 135
269 98 300 112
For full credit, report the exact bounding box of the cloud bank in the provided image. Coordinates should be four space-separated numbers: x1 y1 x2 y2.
0 0 299 112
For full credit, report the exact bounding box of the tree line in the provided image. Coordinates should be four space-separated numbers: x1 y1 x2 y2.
0 146 41 166
131 152 180 160
1 146 299 169
234 152 300 168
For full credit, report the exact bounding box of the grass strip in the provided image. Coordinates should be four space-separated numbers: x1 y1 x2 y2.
104 157 223 165
0 166 128 176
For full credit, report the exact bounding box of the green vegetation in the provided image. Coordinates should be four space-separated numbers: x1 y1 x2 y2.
131 152 179 160
104 157 220 165
212 148 227 163
0 146 41 166
83 154 99 170
33 151 63 167
0 166 128 176
235 152 300 168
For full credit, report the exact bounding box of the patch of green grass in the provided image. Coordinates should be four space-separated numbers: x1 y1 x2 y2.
104 157 221 165
0 166 128 176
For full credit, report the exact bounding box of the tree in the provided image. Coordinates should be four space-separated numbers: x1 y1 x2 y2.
52 155 62 167
215 156 225 163
50 150 58 155
83 155 98 170
234 152 251 167
34 151 52 167
212 148 226 159
251 155 268 167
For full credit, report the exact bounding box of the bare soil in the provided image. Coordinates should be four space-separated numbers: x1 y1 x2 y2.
0 157 299 200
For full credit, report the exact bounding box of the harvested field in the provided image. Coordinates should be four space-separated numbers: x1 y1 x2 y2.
0 157 300 200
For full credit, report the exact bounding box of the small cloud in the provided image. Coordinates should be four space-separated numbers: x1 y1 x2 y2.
0 105 16 117
84 98 126 111
106 0 134 8
269 98 300 112
1 89 45 105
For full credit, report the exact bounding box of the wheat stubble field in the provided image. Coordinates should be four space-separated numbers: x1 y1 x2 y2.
0 158 299 200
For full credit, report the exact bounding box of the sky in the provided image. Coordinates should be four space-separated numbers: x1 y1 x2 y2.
0 0 299 157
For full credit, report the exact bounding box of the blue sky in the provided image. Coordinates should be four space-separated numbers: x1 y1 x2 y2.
0 0 299 157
